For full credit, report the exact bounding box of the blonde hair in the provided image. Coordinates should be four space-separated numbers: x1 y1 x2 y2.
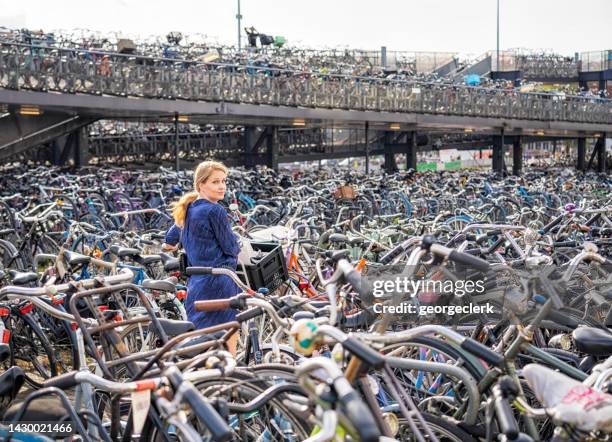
172 161 229 227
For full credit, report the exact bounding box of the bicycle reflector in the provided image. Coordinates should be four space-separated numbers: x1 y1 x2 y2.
0 307 9 317
1 329 9 344
176 290 187 300
19 303 34 315
51 295 64 305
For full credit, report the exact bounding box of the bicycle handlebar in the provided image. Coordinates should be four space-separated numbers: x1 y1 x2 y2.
184 266 253 293
0 268 133 298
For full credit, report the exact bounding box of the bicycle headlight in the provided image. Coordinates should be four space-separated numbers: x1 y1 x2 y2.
382 412 400 436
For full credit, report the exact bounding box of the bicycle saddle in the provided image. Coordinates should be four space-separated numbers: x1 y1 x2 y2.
141 255 162 265
0 367 24 406
149 318 195 337
141 278 176 293
8 270 38 286
328 233 349 243
572 327 612 357
3 396 70 425
109 244 141 258
62 250 91 267
309 301 330 310
159 253 180 271
522 363 612 433
292 311 315 321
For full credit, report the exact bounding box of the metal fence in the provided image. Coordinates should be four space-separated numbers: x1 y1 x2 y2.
580 50 612 72
1 43 611 124
492 51 580 79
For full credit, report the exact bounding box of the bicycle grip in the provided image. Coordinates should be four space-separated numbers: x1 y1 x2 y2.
185 266 213 276
194 299 231 312
182 386 233 442
338 389 381 442
342 336 385 369
460 338 504 368
43 370 79 390
235 307 264 323
493 390 519 440
448 250 491 273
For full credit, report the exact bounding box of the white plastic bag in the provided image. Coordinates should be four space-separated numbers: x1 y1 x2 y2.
522 363 612 433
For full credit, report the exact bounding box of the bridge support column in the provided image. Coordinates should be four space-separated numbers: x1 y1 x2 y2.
383 131 398 173
266 127 279 171
174 113 180 171
244 127 258 169
512 136 522 176
596 136 606 174
51 139 62 166
52 127 90 167
74 127 90 168
364 122 370 174
577 138 586 171
406 131 417 171
492 132 505 174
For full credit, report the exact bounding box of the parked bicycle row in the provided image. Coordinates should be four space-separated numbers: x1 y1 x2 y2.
0 163 609 441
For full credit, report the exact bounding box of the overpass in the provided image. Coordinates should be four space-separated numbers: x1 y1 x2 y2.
0 42 610 173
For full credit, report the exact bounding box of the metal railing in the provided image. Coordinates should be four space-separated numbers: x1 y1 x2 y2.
580 50 612 72
492 50 580 79
517 55 579 79
1 42 611 124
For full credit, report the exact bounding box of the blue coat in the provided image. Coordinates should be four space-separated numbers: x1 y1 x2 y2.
170 199 241 328
164 224 181 246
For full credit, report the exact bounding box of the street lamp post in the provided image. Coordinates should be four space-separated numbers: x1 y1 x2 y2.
496 0 500 72
236 0 242 50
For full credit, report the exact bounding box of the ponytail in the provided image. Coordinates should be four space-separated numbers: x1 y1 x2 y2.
172 191 199 227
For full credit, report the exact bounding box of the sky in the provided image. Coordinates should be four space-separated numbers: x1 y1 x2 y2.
1 0 610 57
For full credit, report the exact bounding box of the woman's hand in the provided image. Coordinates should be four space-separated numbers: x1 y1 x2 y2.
162 243 180 252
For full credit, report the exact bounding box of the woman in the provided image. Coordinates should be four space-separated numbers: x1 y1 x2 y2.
168 161 241 354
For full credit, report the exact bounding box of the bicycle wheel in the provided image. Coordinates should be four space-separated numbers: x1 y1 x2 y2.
193 372 311 441
0 239 26 271
0 201 15 230
35 310 78 374
8 309 58 388
398 413 478 442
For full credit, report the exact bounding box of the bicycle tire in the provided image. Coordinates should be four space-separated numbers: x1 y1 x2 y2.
398 412 478 442
9 309 59 388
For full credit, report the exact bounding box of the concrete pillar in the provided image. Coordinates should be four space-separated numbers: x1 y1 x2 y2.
577 138 586 171
596 136 606 174
51 139 61 166
74 127 90 168
492 134 504 173
406 131 417 171
266 126 279 171
174 112 180 171
364 122 370 174
383 131 398 173
512 136 522 176
244 126 257 169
